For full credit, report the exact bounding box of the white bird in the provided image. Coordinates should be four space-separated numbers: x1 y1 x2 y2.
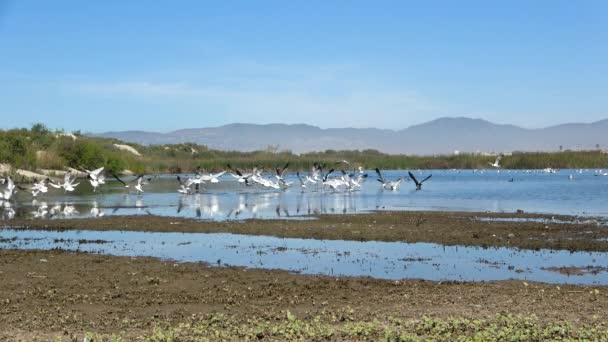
113 173 150 193
227 164 254 185
85 167 106 192
177 184 193 195
375 168 404 191
30 178 50 197
49 173 80 192
322 169 348 191
348 172 368 189
308 163 324 183
133 175 150 193
274 162 290 182
199 170 226 183
175 175 195 194
0 176 18 200
488 155 502 168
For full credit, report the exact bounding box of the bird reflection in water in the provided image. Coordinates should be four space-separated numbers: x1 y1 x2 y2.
1 201 15 220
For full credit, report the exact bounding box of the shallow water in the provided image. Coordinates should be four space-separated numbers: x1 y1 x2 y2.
1 228 607 285
2 169 608 220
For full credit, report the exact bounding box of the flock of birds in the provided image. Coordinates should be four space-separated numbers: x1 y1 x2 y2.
174 161 432 195
2 156 608 220
0 167 151 203
0 161 433 220
0 161 432 204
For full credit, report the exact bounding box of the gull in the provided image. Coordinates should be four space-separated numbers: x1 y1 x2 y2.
199 170 226 183
133 175 150 193
30 178 50 197
177 184 192 194
488 155 502 168
348 172 368 189
186 174 205 190
227 164 254 185
176 175 199 194
0 176 17 201
49 173 80 192
176 176 193 194
340 170 368 191
251 172 284 189
113 173 151 193
408 171 432 191
375 168 405 191
322 169 347 191
274 162 290 182
307 162 324 184
87 174 106 192
85 167 106 192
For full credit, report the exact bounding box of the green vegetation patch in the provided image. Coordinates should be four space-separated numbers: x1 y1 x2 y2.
2 124 608 176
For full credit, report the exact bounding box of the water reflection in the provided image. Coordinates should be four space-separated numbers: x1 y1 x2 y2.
1 169 608 220
1 228 607 285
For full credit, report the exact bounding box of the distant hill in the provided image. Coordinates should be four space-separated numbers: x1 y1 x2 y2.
95 117 608 154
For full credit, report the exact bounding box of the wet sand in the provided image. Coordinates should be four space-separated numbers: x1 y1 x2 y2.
4 210 608 251
1 249 607 340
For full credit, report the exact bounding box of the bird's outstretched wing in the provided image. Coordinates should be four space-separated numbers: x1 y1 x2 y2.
420 174 432 184
408 171 419 186
375 168 385 183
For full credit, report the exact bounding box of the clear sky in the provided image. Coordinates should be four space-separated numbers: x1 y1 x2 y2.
1 0 606 132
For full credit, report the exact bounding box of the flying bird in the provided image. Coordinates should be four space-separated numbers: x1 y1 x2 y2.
488 155 502 168
375 168 405 191
49 173 80 192
408 171 432 191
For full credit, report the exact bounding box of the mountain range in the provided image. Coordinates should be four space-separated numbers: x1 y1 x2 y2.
95 117 608 155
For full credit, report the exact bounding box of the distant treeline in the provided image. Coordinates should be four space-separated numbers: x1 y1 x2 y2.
1 124 607 176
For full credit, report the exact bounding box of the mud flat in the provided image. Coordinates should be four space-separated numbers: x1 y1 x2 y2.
0 249 607 340
4 210 608 252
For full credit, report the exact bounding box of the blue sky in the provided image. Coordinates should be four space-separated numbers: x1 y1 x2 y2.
1 0 606 132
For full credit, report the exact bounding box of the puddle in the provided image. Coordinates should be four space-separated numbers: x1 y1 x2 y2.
1 228 607 285
542 266 608 276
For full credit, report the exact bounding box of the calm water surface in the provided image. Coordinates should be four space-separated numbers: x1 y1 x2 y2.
1 228 607 285
1 169 607 220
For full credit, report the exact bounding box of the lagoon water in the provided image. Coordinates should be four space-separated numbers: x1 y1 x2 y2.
2 169 608 283
2 169 608 220
1 228 607 285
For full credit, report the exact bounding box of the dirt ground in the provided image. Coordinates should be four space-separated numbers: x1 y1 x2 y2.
0 249 606 340
4 210 608 251
2 211 608 339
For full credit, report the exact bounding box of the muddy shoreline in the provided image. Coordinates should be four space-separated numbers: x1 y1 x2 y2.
3 210 608 252
0 249 606 339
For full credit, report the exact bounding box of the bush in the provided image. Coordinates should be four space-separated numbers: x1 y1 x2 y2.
57 138 106 170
